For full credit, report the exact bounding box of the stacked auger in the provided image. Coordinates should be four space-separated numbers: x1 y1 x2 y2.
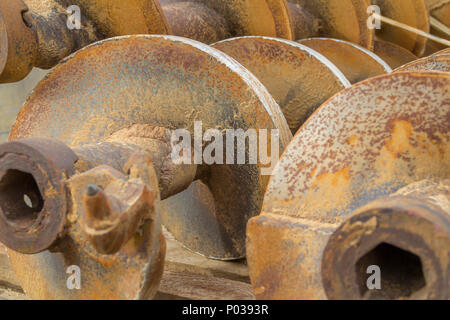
0 0 448 300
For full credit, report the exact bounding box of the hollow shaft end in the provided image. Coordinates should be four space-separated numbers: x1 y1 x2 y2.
322 180 450 300
0 138 77 253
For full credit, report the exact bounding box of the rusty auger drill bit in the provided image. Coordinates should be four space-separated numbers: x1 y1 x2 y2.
0 0 294 83
246 71 449 300
0 0 169 83
212 36 396 135
372 40 418 69
0 35 292 299
285 0 373 48
0 137 166 299
0 0 38 83
0 138 77 254
158 0 293 43
372 0 430 56
297 38 392 84
212 36 351 134
322 179 449 300
395 52 450 72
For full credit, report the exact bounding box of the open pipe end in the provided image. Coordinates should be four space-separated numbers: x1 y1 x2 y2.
322 183 450 300
0 138 77 254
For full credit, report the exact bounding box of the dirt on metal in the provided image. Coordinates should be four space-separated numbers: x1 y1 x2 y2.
246 71 449 300
212 36 350 134
425 0 450 54
287 0 373 48
395 53 450 71
323 179 449 300
1 35 292 299
0 135 165 299
0 0 169 81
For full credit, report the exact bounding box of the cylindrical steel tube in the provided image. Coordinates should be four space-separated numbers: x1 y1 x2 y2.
0 138 77 253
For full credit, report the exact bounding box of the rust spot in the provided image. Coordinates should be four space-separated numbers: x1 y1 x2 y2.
312 167 351 189
347 135 358 146
385 120 413 155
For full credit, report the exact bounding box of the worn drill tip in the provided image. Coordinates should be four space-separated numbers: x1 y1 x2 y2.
85 184 100 197
83 185 114 224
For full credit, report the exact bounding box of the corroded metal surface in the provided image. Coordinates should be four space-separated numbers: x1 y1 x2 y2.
425 0 450 54
1 0 295 82
298 38 392 83
9 35 291 264
0 0 37 83
0 0 170 82
13 0 100 69
74 0 170 37
395 54 450 71
212 36 350 134
427 0 450 22
373 39 418 69
68 156 158 256
323 179 449 300
1 135 165 299
0 138 77 253
159 1 231 44
431 47 450 56
246 71 449 299
374 0 429 56
287 0 373 49
159 0 293 42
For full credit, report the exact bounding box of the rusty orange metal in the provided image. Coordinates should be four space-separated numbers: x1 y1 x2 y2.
73 0 170 37
425 0 450 55
1 137 165 300
212 36 350 134
1 35 292 299
373 39 418 69
286 0 374 49
298 38 392 83
431 47 450 56
159 0 294 43
395 53 450 71
374 0 430 56
427 0 450 27
246 71 449 300
0 0 297 82
0 138 77 254
0 0 170 82
323 179 449 299
0 0 38 83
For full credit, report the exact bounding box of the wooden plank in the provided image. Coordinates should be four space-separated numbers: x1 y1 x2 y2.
156 270 254 300
163 229 250 283
0 236 252 300
0 290 28 300
0 251 27 300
